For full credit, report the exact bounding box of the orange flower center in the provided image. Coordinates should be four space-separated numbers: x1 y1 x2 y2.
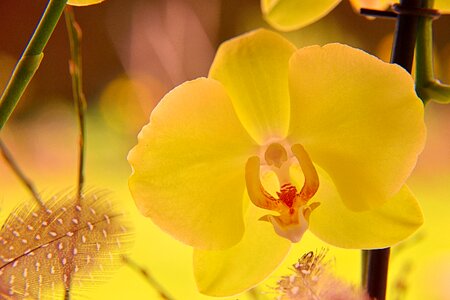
277 184 297 209
245 142 320 242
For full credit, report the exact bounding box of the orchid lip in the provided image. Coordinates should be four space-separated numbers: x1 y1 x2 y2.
245 143 320 242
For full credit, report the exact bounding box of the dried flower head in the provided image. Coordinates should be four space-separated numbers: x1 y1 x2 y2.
0 190 133 299
276 249 370 300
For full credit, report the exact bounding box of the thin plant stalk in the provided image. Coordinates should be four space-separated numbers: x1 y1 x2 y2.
64 6 87 201
64 8 87 299
64 288 71 300
0 139 45 207
65 11 174 298
121 256 176 300
0 0 68 131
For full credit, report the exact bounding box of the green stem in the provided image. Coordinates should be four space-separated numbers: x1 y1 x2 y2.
418 81 450 103
64 6 87 200
415 0 450 103
415 0 435 87
0 0 68 131
361 250 369 288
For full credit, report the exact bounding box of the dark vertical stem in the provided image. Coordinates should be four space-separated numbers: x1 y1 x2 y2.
365 1 422 300
365 248 391 300
391 0 422 73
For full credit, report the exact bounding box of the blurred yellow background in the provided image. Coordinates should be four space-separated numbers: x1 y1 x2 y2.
0 0 449 299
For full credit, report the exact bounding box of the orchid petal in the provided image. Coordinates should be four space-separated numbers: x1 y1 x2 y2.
68 0 105 6
309 167 423 249
209 29 296 144
288 43 426 211
350 0 450 12
435 0 450 11
348 0 391 11
194 202 291 296
128 78 257 250
261 0 341 31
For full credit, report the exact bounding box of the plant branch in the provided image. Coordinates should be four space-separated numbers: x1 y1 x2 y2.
0 139 44 207
0 0 68 131
415 0 435 85
122 256 176 300
64 6 87 200
415 0 450 103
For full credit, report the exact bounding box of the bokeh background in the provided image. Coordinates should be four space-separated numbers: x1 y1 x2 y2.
0 0 449 299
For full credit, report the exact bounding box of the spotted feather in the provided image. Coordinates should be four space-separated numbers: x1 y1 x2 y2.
0 190 132 299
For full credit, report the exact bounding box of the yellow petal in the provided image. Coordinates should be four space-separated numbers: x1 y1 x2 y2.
348 0 391 11
194 202 291 296
128 78 257 250
261 0 342 31
67 0 105 6
288 43 426 211
308 167 423 249
209 29 296 144
349 0 450 13
435 0 450 11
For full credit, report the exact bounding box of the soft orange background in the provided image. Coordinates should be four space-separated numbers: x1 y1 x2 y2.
0 0 449 299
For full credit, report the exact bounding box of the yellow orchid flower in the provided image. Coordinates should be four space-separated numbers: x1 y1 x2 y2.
128 29 426 296
262 0 450 31
68 0 105 6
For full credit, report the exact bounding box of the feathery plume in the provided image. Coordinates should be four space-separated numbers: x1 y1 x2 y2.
275 249 370 300
0 190 132 299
